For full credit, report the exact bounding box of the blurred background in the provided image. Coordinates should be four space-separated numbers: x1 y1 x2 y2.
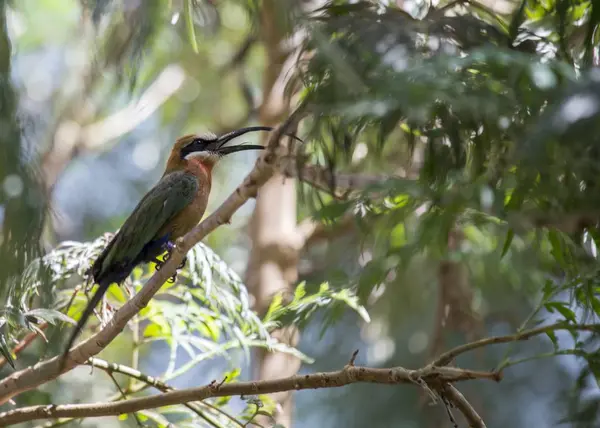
1 0 600 427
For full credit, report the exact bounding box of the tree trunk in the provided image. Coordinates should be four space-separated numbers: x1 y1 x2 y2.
245 1 301 426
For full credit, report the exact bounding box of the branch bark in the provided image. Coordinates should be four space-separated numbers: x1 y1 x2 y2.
86 357 241 427
442 384 486 428
0 113 304 406
3 319 593 426
430 321 600 367
0 363 499 426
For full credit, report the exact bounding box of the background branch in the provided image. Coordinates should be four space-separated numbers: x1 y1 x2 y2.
431 322 600 367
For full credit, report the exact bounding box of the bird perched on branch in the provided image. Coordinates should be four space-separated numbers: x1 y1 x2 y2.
60 126 290 367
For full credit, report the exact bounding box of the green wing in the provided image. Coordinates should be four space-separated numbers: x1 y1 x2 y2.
99 171 198 273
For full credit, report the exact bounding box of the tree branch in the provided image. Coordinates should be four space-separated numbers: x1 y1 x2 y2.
0 111 305 406
430 322 600 367
86 358 239 428
442 384 486 428
0 363 498 425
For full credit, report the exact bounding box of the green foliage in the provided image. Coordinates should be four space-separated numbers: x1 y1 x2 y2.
292 2 600 424
295 0 600 300
5 234 367 425
3 0 600 426
0 0 50 368
263 281 369 335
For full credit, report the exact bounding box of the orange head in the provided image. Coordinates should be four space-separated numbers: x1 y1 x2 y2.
164 126 279 175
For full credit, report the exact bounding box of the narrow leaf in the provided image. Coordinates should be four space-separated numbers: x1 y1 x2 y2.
500 228 514 259
25 309 76 325
185 0 199 53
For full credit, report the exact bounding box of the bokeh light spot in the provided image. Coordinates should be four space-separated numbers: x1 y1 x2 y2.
132 140 160 171
407 331 429 354
3 174 24 198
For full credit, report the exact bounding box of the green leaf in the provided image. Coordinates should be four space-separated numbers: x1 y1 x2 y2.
294 281 307 301
332 289 370 323
24 309 76 326
547 230 566 267
185 0 199 53
358 260 387 302
107 284 126 303
546 330 559 351
0 333 14 368
545 302 576 322
314 200 352 222
264 293 284 323
542 280 557 301
500 228 514 259
591 296 600 316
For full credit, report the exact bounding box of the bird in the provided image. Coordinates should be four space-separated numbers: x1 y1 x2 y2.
60 126 287 368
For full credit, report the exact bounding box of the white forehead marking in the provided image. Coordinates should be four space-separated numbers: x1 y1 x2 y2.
196 132 217 140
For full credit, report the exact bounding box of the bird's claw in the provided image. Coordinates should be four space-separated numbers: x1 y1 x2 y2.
154 246 186 284
178 256 187 270
155 253 186 269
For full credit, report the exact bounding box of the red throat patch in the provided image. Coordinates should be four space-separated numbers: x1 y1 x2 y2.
186 157 213 180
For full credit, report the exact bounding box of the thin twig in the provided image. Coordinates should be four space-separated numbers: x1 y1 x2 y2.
497 349 589 372
431 322 600 367
87 358 234 428
495 289 558 371
105 372 144 427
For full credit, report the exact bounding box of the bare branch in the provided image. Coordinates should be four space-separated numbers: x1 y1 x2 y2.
86 358 240 427
0 364 498 425
431 322 600 367
442 384 486 428
0 112 306 406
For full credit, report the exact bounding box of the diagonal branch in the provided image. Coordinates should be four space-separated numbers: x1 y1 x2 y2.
442 383 486 428
0 364 498 425
430 322 600 367
0 111 306 406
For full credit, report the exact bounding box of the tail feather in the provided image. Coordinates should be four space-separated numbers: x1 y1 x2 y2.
59 278 111 370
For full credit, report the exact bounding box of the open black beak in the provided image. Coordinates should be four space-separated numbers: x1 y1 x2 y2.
215 144 265 156
181 126 303 159
214 125 303 156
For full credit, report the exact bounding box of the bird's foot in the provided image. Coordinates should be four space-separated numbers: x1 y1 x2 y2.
177 256 187 270
156 252 187 270
153 242 187 284
155 259 178 283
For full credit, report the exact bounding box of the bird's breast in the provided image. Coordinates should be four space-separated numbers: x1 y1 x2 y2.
160 177 211 240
